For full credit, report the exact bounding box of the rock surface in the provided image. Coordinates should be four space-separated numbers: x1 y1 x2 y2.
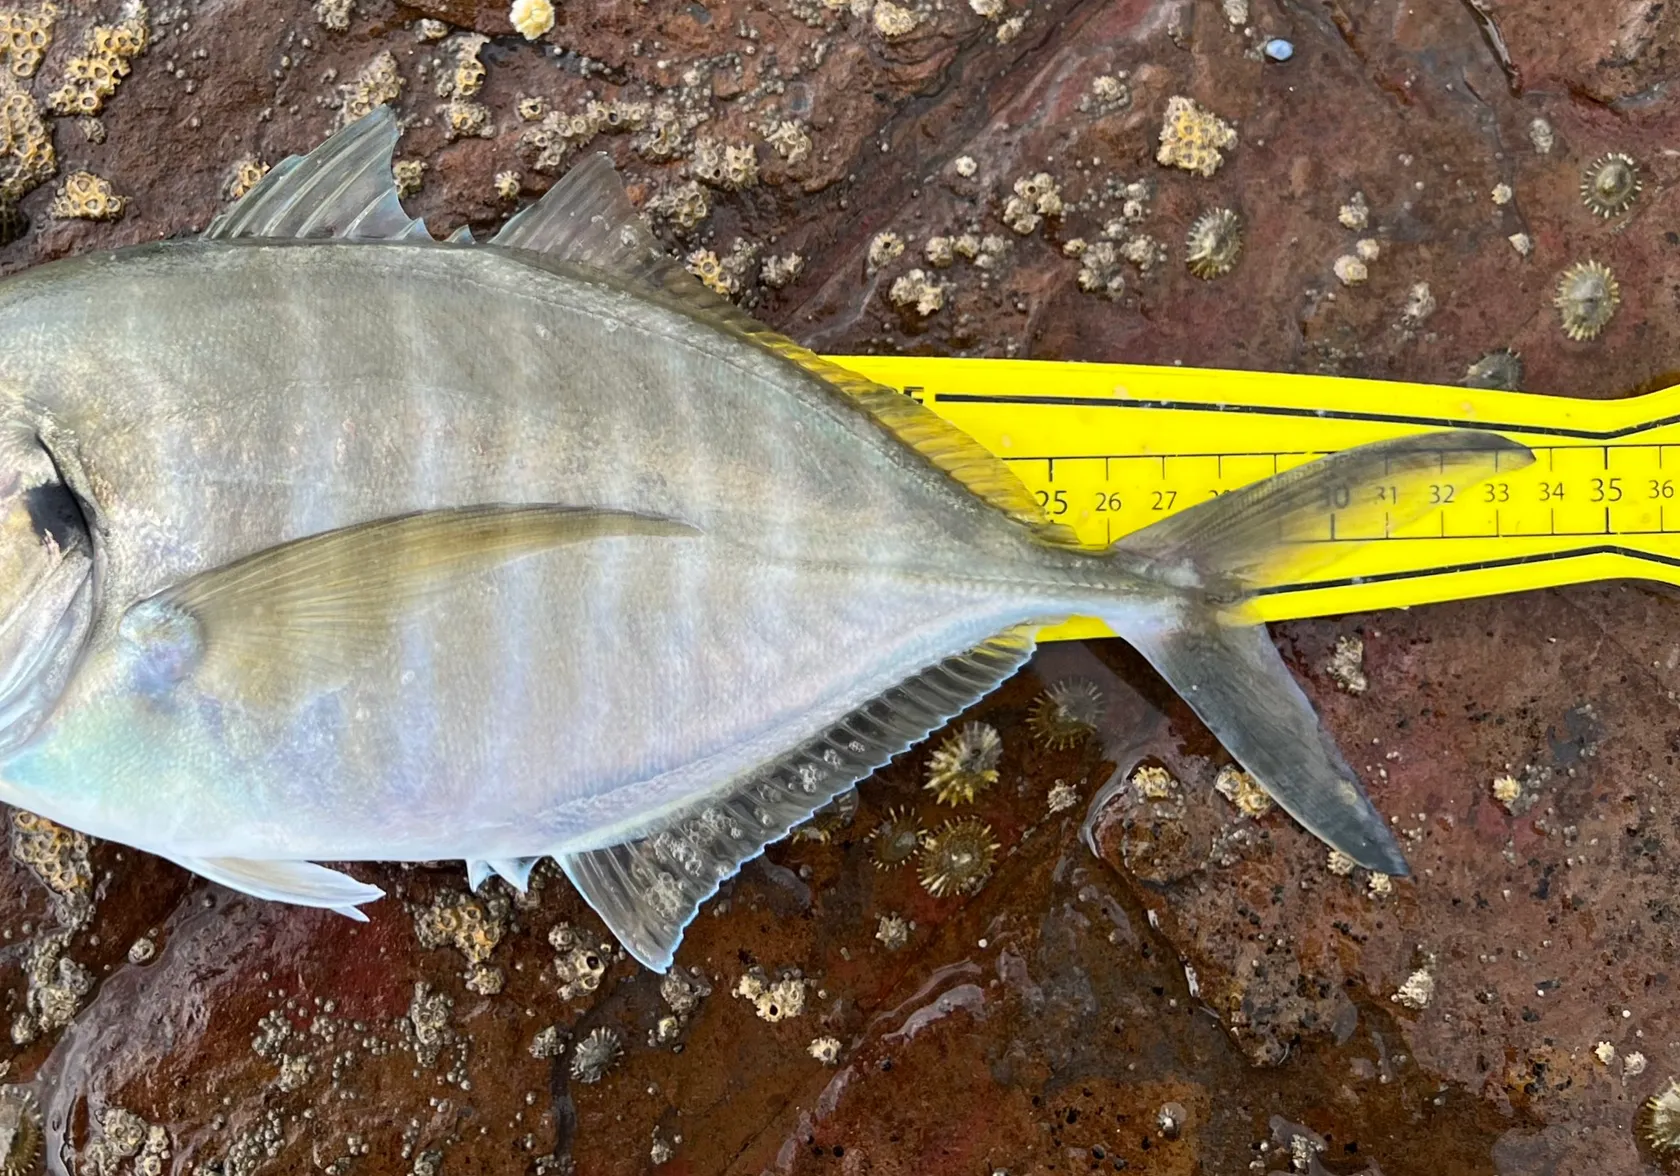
0 0 1676 1173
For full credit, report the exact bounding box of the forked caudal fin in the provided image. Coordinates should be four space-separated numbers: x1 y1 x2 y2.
1101 430 1536 874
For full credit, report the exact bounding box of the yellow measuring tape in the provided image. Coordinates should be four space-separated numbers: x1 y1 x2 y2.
831 355 1674 642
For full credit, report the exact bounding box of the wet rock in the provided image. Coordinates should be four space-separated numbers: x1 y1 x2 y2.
0 0 1671 1172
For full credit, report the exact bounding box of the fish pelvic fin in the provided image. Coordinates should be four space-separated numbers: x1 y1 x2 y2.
122 505 697 705
560 625 1039 972
204 106 432 243
490 152 1079 548
1114 429 1534 615
170 855 385 915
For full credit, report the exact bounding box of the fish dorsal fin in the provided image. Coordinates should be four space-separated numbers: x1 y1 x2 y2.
491 151 677 286
204 107 432 242
557 625 1039 972
121 505 696 705
493 154 1078 547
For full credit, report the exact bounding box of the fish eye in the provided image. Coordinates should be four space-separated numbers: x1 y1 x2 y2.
23 479 87 555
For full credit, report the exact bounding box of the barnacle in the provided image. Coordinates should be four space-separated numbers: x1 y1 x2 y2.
867 230 905 271
0 89 52 203
872 0 918 37
48 13 146 117
888 269 947 317
441 98 493 141
867 806 924 869
1003 172 1062 235
1333 255 1368 285
1156 95 1237 178
339 50 403 126
762 119 810 165
392 159 425 198
1580 152 1640 217
808 1036 842 1064
917 818 999 897
1463 348 1523 391
1027 678 1105 748
569 1026 623 1084
1185 207 1242 279
686 248 731 296
646 179 710 233
11 810 91 901
875 912 910 950
550 922 612 1001
0 4 55 79
1553 260 1619 341
510 0 555 39
924 721 1002 804
688 138 758 190
760 252 804 290
1045 780 1079 813
226 158 269 202
0 1086 40 1176
1213 765 1271 816
734 970 805 1021
1130 763 1178 799
1075 240 1125 299
1641 1079 1680 1155
494 170 521 200
412 889 509 967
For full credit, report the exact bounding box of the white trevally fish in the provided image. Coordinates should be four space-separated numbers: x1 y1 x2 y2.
0 110 1533 970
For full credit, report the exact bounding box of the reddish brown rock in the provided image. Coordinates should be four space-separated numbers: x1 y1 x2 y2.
0 0 1676 1172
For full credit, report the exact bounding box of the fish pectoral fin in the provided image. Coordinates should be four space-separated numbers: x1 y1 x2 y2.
171 855 386 914
465 857 539 893
204 106 433 243
129 505 696 701
1116 614 1408 875
560 625 1041 972
1115 431 1534 601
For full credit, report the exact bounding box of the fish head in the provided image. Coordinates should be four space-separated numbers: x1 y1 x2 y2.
0 424 95 753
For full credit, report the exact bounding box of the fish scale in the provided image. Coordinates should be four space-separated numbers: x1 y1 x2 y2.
0 109 1532 970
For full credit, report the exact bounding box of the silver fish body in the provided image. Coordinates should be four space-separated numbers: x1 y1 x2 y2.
0 239 1106 857
0 111 1533 969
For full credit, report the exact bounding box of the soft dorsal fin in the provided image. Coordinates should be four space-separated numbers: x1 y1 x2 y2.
557 625 1039 971
204 107 432 242
492 154 1079 547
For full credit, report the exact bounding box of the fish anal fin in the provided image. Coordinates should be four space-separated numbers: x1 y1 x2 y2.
172 855 385 913
561 625 1040 971
122 505 696 704
204 107 431 243
1114 614 1408 875
493 153 1077 547
465 857 539 893
1117 430 1535 602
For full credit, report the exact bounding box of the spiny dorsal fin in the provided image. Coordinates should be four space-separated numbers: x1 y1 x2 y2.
493 154 1079 547
204 107 432 242
558 625 1039 971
